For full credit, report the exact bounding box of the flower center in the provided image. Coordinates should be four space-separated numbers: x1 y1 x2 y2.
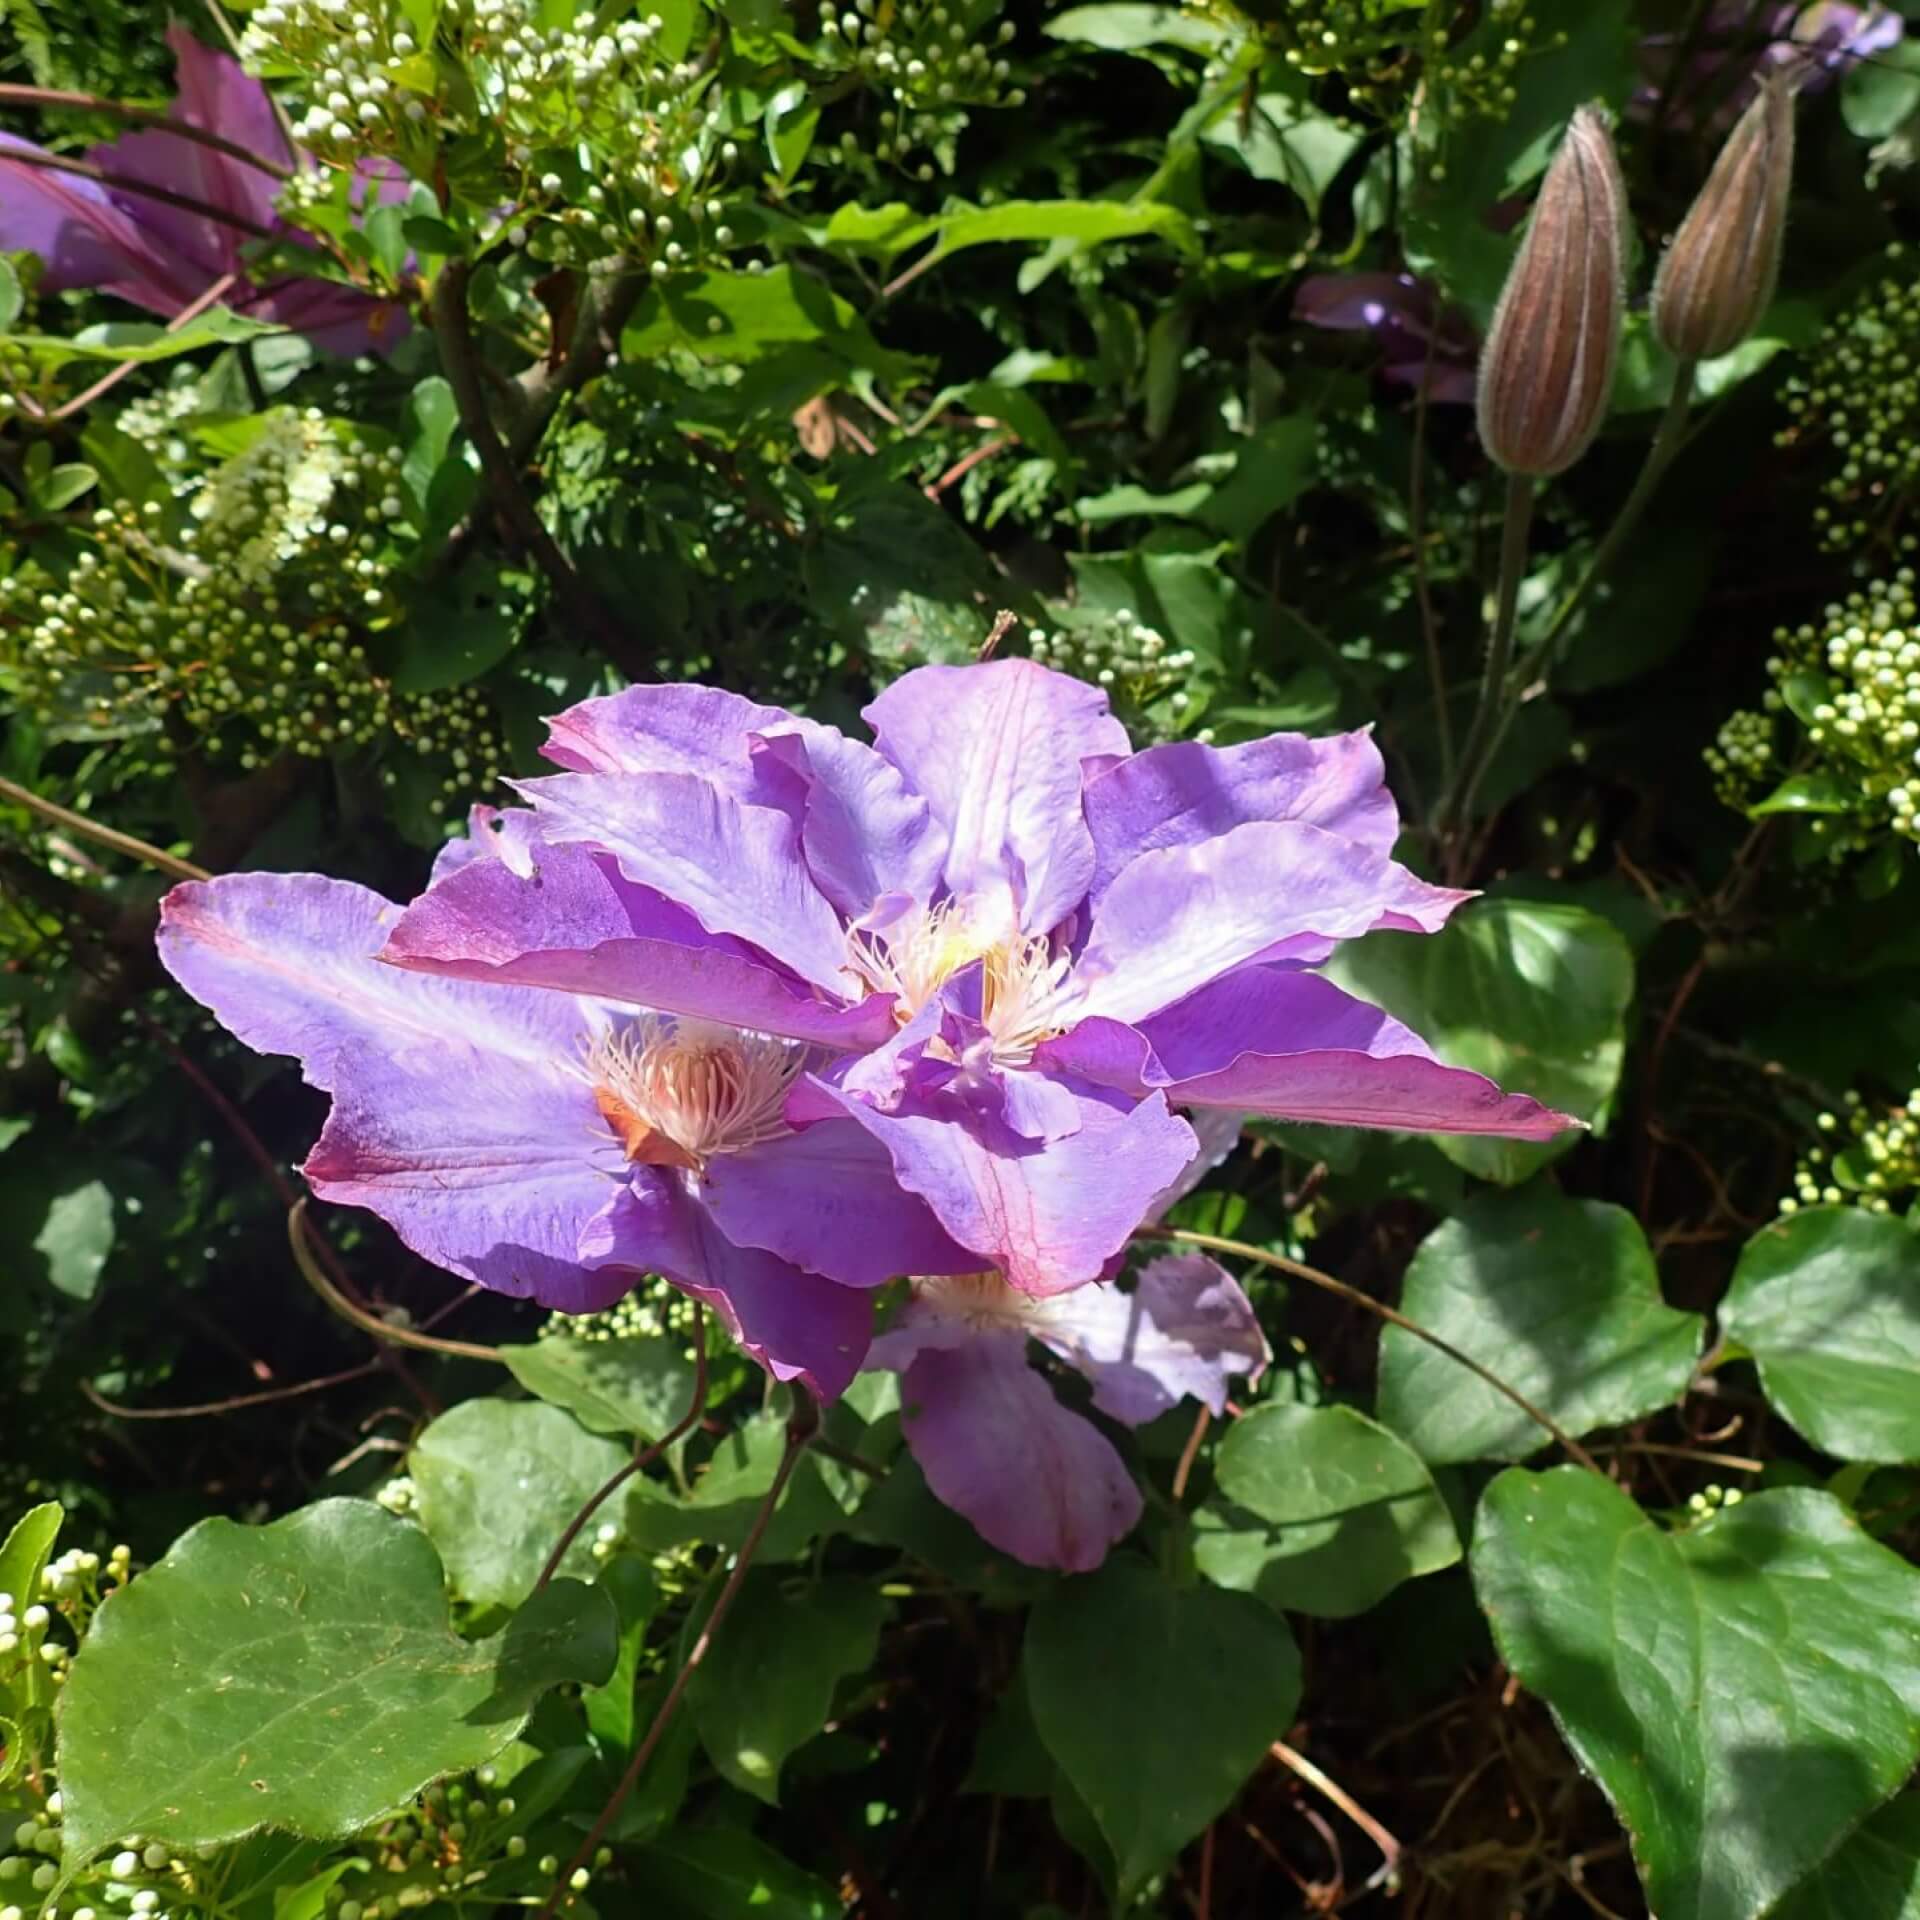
845 898 1075 1065
914 1269 1033 1330
583 1017 802 1174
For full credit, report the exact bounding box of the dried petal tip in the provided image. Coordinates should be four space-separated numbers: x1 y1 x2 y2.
1653 77 1796 364
1476 106 1627 478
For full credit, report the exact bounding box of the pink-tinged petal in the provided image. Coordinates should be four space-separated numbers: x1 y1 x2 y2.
302 1041 634 1313
898 1338 1141 1573
863 659 1130 934
540 682 803 800
157 873 595 1095
426 804 541 887
1070 821 1470 1028
514 769 856 994
163 23 291 224
807 1077 1198 1296
1025 1254 1268 1426
699 1121 980 1288
752 725 947 919
1082 729 1400 899
583 1181 872 1400
384 837 892 1050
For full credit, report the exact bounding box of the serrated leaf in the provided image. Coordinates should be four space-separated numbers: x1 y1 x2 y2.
1472 1470 1920 1920
1193 1403 1460 1617
411 1399 628 1609
501 1335 700 1442
687 1572 886 1803
1327 900 1635 1184
55 1500 616 1865
1379 1186 1703 1463
1025 1558 1301 1901
1720 1209 1920 1464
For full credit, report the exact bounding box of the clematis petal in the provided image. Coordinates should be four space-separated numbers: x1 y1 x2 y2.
699 1120 980 1288
515 769 857 993
1082 729 1400 899
540 682 803 803
583 1180 872 1401
1142 1104 1245 1221
1045 966 1577 1139
157 873 598 1094
302 1039 634 1313
1070 820 1469 1028
806 1076 1198 1296
1025 1254 1269 1425
384 836 890 1048
863 659 1130 934
897 1337 1142 1573
425 804 541 887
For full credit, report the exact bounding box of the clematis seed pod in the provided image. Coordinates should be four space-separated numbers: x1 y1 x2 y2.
1475 106 1627 477
1652 76 1796 364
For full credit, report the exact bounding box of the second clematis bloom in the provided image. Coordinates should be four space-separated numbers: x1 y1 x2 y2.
383 660 1577 1299
155 816 981 1401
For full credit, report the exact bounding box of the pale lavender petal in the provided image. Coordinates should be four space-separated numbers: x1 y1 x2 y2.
540 683 802 805
752 725 947 919
1026 1254 1268 1425
303 1040 634 1313
426 804 541 887
1142 1105 1245 1222
698 1120 980 1288
383 837 892 1049
1071 822 1469 1028
583 1181 871 1400
898 1337 1141 1573
863 659 1130 934
514 769 857 993
1082 729 1400 899
806 1077 1199 1296
157 873 597 1094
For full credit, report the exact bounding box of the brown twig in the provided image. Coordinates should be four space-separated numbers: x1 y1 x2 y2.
0 146 277 238
1270 1740 1402 1894
1171 1403 1211 1503
1135 1225 1605 1476
535 1389 820 1918
80 1360 380 1420
23 271 241 424
925 433 1014 501
1585 1438 1764 1474
0 774 209 883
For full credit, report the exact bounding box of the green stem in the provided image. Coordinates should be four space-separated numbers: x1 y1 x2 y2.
1440 470 1536 850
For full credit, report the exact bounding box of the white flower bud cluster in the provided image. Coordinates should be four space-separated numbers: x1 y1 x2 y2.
1782 1085 1920 1216
821 0 1022 170
1684 1484 1745 1522
1025 610 1207 743
0 411 504 798
241 0 426 146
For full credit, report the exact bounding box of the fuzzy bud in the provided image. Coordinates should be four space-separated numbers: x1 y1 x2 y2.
1652 77 1795 363
1475 106 1627 477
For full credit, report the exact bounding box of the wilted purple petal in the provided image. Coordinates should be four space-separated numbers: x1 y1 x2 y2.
584 1181 872 1400
864 659 1130 934
1082 729 1399 900
698 1119 980 1288
897 1336 1141 1573
514 769 858 993
1071 822 1468 1028
383 837 892 1049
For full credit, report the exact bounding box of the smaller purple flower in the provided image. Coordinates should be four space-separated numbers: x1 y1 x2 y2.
0 25 407 355
869 1252 1269 1573
1294 272 1477 406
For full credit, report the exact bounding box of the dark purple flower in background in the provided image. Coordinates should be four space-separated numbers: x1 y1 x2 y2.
383 664 1575 1301
0 25 407 356
1293 272 1477 405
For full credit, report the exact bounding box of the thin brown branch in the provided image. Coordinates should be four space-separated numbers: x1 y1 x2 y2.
80 1360 380 1420
0 86 292 179
0 146 277 238
25 271 241 424
925 434 1015 501
1270 1739 1402 1894
0 774 209 883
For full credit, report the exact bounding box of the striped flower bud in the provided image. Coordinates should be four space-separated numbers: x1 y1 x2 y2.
1652 76 1795 364
1475 106 1627 478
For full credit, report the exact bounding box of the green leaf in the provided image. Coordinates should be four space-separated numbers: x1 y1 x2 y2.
392 553 522 693
918 197 1197 266
1025 1558 1302 1901
0 309 289 367
33 1179 115 1301
1752 772 1862 817
1327 899 1635 1184
1473 1470 1920 1920
400 374 459 519
0 259 21 333
0 1502 61 1730
1842 41 1920 140
764 81 818 182
626 1828 840 1919
1378 1186 1704 1463
583 1556 661 1754
1719 1209 1920 1464
1044 3 1235 54
621 266 911 382
502 1335 701 1442
1194 414 1318 540
56 1500 617 1865
411 1399 629 1609
1192 1403 1461 1617
625 1412 841 1562
1774 1795 1920 1920
36 463 98 512
687 1572 887 1803
1201 92 1364 218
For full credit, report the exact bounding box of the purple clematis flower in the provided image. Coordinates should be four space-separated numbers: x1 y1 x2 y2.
1294 272 1477 405
155 825 985 1400
1633 2 1903 127
381 663 1576 1300
0 25 407 356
